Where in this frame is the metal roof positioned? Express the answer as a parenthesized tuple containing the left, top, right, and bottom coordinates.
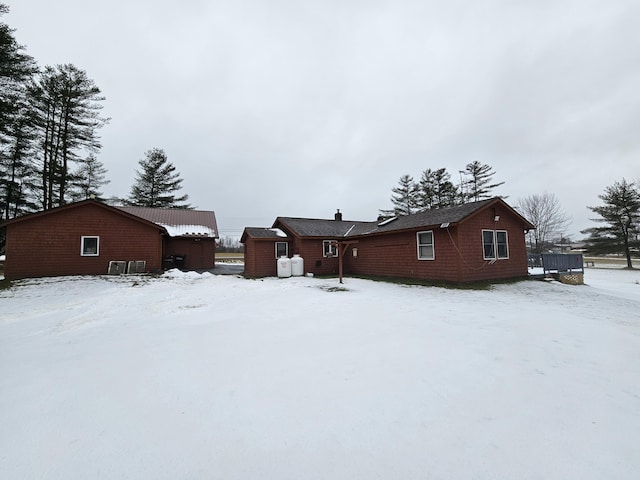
(117, 206, 218, 238)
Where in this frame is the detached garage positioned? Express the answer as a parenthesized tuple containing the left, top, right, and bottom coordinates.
(1, 200, 219, 280)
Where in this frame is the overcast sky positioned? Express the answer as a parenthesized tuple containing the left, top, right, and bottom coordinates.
(5, 0, 640, 238)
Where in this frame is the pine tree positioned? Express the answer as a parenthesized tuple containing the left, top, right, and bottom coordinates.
(380, 174, 418, 216)
(0, 4, 36, 135)
(70, 154, 110, 201)
(0, 4, 38, 221)
(28, 64, 109, 209)
(416, 169, 437, 210)
(127, 148, 191, 209)
(417, 168, 458, 209)
(463, 161, 505, 202)
(581, 179, 640, 268)
(0, 104, 38, 220)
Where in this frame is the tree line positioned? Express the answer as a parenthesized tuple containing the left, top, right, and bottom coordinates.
(0, 5, 190, 224)
(380, 160, 505, 216)
(1, 6, 110, 219)
(518, 179, 639, 266)
(382, 159, 639, 266)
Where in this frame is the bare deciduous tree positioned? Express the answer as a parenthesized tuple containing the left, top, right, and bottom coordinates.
(517, 192, 572, 253)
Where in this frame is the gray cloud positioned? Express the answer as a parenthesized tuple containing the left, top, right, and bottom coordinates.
(7, 0, 640, 237)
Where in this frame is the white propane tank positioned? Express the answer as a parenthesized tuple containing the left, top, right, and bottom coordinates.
(291, 254, 304, 276)
(277, 256, 292, 278)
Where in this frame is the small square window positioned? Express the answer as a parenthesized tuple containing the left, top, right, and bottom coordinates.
(81, 236, 100, 256)
(275, 242, 288, 258)
(323, 240, 337, 257)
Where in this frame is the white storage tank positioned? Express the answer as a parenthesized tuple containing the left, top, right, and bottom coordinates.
(277, 256, 292, 278)
(291, 254, 304, 276)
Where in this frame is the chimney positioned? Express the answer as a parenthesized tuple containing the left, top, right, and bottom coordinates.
(334, 209, 342, 221)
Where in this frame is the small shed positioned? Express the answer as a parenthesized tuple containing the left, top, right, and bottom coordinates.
(241, 227, 291, 277)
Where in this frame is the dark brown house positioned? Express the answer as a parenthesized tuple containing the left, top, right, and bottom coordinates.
(241, 198, 535, 283)
(1, 200, 218, 280)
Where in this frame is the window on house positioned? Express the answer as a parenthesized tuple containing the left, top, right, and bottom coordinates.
(275, 242, 288, 258)
(417, 230, 434, 260)
(323, 240, 337, 257)
(81, 236, 100, 256)
(496, 231, 509, 258)
(482, 230, 508, 260)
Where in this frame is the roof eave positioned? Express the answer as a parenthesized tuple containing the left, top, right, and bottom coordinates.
(0, 199, 168, 234)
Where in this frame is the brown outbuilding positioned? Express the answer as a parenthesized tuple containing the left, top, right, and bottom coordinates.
(1, 200, 218, 280)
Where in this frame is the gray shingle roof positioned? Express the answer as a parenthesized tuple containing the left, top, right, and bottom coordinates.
(274, 217, 374, 237)
(272, 198, 533, 238)
(352, 198, 499, 235)
(242, 227, 290, 239)
(117, 206, 218, 238)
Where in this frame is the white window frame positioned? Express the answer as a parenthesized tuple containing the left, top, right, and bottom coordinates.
(81, 236, 100, 256)
(496, 230, 509, 259)
(482, 230, 509, 260)
(416, 230, 435, 260)
(323, 240, 337, 257)
(275, 241, 288, 258)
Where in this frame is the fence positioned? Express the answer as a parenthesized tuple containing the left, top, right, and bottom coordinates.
(528, 253, 584, 274)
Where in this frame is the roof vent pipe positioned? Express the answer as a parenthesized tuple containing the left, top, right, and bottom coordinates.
(334, 209, 342, 221)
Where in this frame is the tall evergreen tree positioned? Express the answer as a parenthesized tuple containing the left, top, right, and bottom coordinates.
(0, 104, 38, 220)
(0, 4, 38, 221)
(581, 179, 640, 269)
(70, 154, 110, 201)
(28, 64, 109, 209)
(0, 4, 36, 135)
(380, 174, 418, 216)
(127, 148, 191, 209)
(463, 161, 505, 202)
(416, 168, 458, 209)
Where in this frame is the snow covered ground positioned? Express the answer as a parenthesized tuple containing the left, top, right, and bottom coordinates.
(1, 268, 639, 479)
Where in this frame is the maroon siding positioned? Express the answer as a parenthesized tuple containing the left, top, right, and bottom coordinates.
(345, 206, 529, 282)
(243, 198, 531, 283)
(165, 237, 216, 270)
(292, 238, 339, 276)
(344, 229, 461, 282)
(4, 203, 164, 280)
(243, 237, 340, 277)
(243, 238, 281, 277)
(454, 205, 529, 282)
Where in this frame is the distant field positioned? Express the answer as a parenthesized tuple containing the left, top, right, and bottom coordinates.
(216, 252, 244, 263)
(584, 256, 640, 268)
